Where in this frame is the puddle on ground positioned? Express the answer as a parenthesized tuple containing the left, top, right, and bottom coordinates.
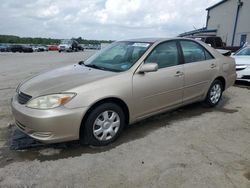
(244, 171, 250, 181)
(0, 96, 239, 167)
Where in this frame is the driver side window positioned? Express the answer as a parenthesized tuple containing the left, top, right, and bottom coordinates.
(145, 41, 179, 69)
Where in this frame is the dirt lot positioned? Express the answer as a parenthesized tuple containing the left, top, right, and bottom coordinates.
(0, 51, 250, 188)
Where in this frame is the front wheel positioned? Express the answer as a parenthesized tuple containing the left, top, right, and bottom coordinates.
(80, 103, 125, 146)
(205, 80, 223, 107)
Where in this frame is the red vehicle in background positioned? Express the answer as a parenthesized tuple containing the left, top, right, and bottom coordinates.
(48, 45, 59, 51)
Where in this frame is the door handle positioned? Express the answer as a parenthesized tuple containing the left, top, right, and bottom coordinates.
(175, 71, 184, 77)
(211, 63, 216, 68)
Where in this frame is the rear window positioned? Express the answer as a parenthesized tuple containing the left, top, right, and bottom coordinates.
(180, 41, 214, 63)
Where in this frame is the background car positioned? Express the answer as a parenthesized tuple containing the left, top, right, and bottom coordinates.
(48, 45, 59, 51)
(232, 45, 250, 82)
(31, 45, 49, 52)
(0, 44, 8, 52)
(186, 36, 240, 52)
(22, 45, 33, 52)
(0, 44, 11, 52)
(31, 45, 39, 52)
(40, 45, 48, 51)
(58, 39, 83, 52)
(10, 44, 33, 53)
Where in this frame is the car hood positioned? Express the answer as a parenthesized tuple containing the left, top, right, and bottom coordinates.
(19, 64, 117, 97)
(231, 56, 250, 65)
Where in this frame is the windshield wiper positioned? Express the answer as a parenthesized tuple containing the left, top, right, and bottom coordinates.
(84, 64, 104, 70)
(78, 61, 120, 72)
(79, 61, 102, 69)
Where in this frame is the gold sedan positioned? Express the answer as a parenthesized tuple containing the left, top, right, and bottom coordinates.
(11, 38, 236, 146)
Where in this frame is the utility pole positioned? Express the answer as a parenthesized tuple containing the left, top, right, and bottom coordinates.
(231, 0, 243, 46)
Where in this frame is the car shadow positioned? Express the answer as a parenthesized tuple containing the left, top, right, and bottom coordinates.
(235, 80, 250, 88)
(0, 95, 239, 167)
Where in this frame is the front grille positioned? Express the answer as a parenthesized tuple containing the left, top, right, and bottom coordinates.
(18, 92, 32, 104)
(242, 75, 250, 80)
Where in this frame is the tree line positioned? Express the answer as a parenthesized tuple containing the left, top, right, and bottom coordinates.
(0, 35, 113, 45)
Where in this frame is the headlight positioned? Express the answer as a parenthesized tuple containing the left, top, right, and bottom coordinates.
(26, 93, 76, 109)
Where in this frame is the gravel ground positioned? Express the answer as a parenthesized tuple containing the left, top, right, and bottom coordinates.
(0, 51, 250, 188)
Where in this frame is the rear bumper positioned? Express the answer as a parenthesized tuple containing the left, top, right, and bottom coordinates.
(11, 94, 87, 143)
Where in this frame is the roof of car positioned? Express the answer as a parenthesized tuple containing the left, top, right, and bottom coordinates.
(121, 37, 185, 43)
(187, 36, 221, 39)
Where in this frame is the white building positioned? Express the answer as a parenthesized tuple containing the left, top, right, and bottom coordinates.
(206, 0, 250, 46)
(180, 0, 250, 46)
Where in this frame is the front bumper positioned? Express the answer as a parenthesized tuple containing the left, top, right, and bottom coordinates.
(11, 94, 87, 143)
(236, 65, 250, 82)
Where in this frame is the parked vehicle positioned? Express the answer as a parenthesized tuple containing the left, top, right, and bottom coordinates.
(83, 44, 101, 50)
(40, 45, 48, 51)
(231, 45, 250, 82)
(10, 45, 33, 53)
(31, 45, 39, 52)
(0, 44, 7, 52)
(31, 45, 49, 52)
(12, 38, 236, 146)
(10, 45, 22, 52)
(0, 44, 11, 52)
(187, 36, 241, 52)
(58, 39, 83, 52)
(48, 45, 59, 51)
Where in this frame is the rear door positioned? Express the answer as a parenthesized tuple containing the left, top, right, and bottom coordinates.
(179, 40, 217, 103)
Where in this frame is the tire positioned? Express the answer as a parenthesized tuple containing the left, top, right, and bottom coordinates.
(205, 79, 223, 107)
(80, 103, 125, 146)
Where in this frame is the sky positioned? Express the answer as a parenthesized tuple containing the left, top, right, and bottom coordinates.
(0, 0, 221, 40)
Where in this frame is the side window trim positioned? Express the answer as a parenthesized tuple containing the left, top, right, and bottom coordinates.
(176, 40, 185, 64)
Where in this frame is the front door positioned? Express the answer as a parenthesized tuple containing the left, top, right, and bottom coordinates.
(132, 41, 184, 119)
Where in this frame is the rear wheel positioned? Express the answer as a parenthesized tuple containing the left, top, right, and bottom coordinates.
(80, 103, 125, 146)
(205, 80, 223, 107)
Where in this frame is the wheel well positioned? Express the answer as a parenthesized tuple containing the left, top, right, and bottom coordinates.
(215, 76, 226, 91)
(79, 97, 130, 137)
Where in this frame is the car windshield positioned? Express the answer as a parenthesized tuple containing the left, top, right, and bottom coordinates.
(83, 41, 152, 72)
(235, 47, 250, 56)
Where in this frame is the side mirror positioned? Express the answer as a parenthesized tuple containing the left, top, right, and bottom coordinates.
(139, 63, 158, 73)
(78, 60, 84, 65)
